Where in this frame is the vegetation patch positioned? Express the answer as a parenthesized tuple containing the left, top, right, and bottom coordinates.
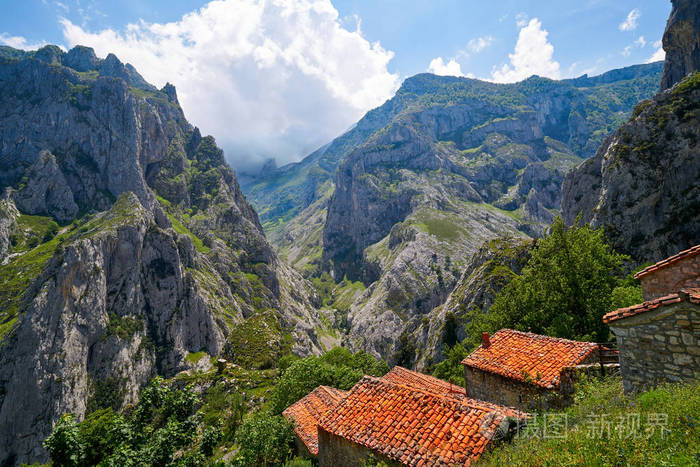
(165, 210, 210, 254)
(224, 311, 292, 370)
(11, 214, 59, 252)
(103, 313, 144, 341)
(0, 230, 64, 343)
(477, 377, 700, 466)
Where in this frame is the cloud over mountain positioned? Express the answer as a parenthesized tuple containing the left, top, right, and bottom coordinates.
(61, 0, 399, 170)
(491, 18, 560, 83)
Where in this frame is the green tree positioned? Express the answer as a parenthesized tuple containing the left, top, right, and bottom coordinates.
(43, 414, 84, 467)
(233, 412, 294, 466)
(270, 348, 388, 414)
(432, 342, 470, 386)
(467, 218, 626, 344)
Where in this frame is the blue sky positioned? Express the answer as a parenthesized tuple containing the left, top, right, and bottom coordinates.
(0, 0, 672, 169)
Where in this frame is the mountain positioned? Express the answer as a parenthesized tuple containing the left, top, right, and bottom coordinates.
(562, 0, 700, 264)
(412, 237, 532, 370)
(660, 0, 700, 91)
(243, 62, 662, 365)
(0, 45, 333, 464)
(243, 63, 664, 245)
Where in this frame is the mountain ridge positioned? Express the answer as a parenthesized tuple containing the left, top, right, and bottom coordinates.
(0, 44, 333, 465)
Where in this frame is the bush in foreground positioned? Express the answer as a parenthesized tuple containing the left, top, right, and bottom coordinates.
(477, 377, 700, 466)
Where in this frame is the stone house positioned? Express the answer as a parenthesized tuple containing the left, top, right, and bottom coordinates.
(317, 375, 526, 466)
(284, 366, 526, 465)
(461, 329, 603, 410)
(603, 245, 700, 393)
(282, 385, 347, 457)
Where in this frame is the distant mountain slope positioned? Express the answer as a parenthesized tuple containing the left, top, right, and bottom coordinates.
(563, 0, 700, 264)
(242, 62, 663, 239)
(243, 62, 663, 366)
(0, 45, 331, 465)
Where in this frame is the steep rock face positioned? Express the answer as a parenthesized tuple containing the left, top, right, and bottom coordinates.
(413, 237, 532, 370)
(0, 45, 328, 465)
(562, 73, 700, 263)
(316, 68, 661, 363)
(563, 3, 700, 264)
(660, 0, 700, 91)
(0, 196, 19, 262)
(243, 63, 662, 243)
(0, 194, 223, 462)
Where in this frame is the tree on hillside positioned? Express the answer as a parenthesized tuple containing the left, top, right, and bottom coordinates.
(270, 347, 389, 414)
(466, 217, 627, 343)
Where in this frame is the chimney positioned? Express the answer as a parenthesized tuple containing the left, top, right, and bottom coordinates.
(481, 332, 491, 348)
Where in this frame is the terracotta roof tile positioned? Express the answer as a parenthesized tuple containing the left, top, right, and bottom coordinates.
(634, 244, 700, 279)
(282, 385, 348, 455)
(318, 376, 527, 466)
(461, 329, 598, 389)
(603, 288, 700, 323)
(382, 366, 466, 397)
(382, 366, 522, 418)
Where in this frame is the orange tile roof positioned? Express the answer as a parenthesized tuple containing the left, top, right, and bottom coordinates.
(634, 244, 700, 279)
(382, 366, 523, 419)
(461, 329, 598, 389)
(282, 385, 348, 455)
(318, 376, 527, 466)
(382, 366, 466, 397)
(603, 288, 700, 323)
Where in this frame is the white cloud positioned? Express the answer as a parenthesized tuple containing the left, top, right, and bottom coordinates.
(619, 9, 640, 31)
(647, 45, 665, 63)
(466, 36, 493, 53)
(60, 0, 399, 170)
(0, 33, 50, 50)
(515, 12, 529, 28)
(635, 36, 646, 47)
(622, 45, 632, 57)
(653, 39, 662, 48)
(491, 18, 560, 83)
(427, 57, 465, 77)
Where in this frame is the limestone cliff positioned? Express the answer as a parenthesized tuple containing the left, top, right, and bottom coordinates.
(660, 0, 700, 91)
(0, 45, 328, 465)
(563, 0, 700, 264)
(562, 73, 700, 263)
(316, 68, 661, 364)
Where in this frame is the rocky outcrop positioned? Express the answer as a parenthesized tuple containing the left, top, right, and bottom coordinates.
(563, 2, 700, 264)
(12, 151, 78, 222)
(0, 194, 221, 462)
(0, 195, 19, 262)
(562, 72, 700, 263)
(660, 0, 700, 91)
(413, 237, 532, 370)
(0, 45, 329, 465)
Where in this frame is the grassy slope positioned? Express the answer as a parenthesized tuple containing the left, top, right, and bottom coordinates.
(478, 376, 700, 466)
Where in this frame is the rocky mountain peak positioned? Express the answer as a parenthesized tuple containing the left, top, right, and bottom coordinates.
(161, 82, 179, 103)
(63, 44, 99, 72)
(660, 0, 700, 91)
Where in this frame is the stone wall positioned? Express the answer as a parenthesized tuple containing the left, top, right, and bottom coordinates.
(465, 367, 545, 410)
(317, 429, 399, 467)
(464, 351, 599, 411)
(639, 254, 700, 300)
(609, 302, 700, 393)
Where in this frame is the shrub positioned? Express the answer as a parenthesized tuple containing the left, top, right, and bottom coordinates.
(477, 378, 700, 466)
(43, 414, 84, 467)
(233, 412, 294, 466)
(270, 348, 388, 414)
